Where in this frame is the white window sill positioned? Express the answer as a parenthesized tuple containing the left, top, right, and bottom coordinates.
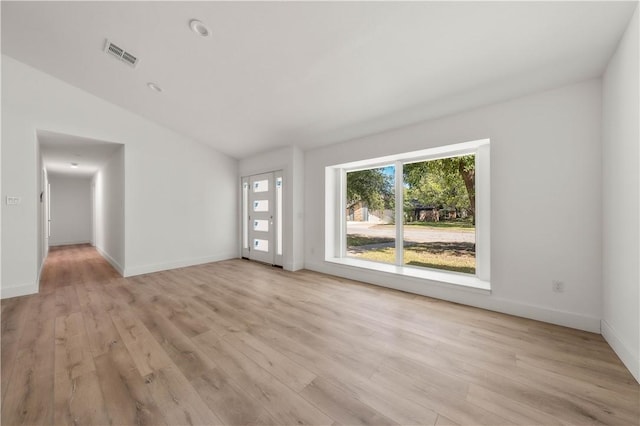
(325, 257, 491, 293)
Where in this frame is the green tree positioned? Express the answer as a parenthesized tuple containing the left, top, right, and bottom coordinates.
(346, 168, 394, 211)
(404, 155, 475, 223)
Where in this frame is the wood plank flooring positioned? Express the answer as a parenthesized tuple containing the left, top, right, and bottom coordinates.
(1, 244, 638, 425)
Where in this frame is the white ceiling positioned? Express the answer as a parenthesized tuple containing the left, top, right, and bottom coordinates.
(2, 1, 637, 159)
(38, 130, 122, 178)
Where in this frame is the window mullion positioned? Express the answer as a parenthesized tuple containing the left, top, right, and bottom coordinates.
(395, 160, 403, 266)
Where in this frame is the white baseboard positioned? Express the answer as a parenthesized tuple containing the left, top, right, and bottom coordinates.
(284, 261, 305, 272)
(124, 253, 238, 277)
(95, 246, 125, 276)
(0, 283, 38, 299)
(49, 240, 92, 246)
(601, 320, 640, 383)
(304, 260, 601, 333)
(1, 251, 47, 300)
(1, 256, 46, 299)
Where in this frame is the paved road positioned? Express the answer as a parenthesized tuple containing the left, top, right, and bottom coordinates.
(347, 221, 475, 243)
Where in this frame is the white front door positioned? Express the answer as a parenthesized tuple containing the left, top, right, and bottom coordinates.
(242, 171, 283, 266)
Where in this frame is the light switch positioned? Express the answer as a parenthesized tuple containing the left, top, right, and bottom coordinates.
(6, 196, 21, 205)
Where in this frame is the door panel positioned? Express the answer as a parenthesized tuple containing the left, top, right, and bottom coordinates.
(253, 199, 269, 212)
(248, 172, 275, 264)
(253, 219, 269, 232)
(241, 171, 283, 266)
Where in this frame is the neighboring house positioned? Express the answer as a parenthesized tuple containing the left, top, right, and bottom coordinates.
(347, 202, 393, 223)
(408, 202, 469, 223)
(410, 204, 440, 222)
(347, 202, 368, 221)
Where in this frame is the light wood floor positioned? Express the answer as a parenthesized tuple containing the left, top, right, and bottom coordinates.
(1, 245, 638, 426)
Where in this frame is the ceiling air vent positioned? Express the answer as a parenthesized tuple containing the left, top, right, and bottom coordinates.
(104, 39, 139, 68)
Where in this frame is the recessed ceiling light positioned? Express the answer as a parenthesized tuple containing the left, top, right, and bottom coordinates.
(189, 19, 211, 38)
(70, 163, 79, 168)
(147, 82, 162, 93)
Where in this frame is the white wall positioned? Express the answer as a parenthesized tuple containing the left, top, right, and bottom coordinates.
(602, 6, 639, 382)
(92, 146, 125, 273)
(36, 147, 45, 274)
(35, 147, 50, 288)
(239, 146, 305, 271)
(48, 174, 92, 246)
(305, 79, 603, 332)
(1, 55, 238, 297)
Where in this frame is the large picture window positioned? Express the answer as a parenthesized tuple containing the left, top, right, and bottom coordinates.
(326, 139, 490, 290)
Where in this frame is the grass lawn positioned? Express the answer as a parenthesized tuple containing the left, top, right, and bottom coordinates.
(377, 220, 475, 233)
(348, 240, 476, 274)
(347, 235, 394, 247)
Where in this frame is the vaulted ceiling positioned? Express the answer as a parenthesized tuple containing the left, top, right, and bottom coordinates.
(2, 1, 637, 158)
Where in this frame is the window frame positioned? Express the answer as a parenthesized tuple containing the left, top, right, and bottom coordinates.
(326, 139, 490, 291)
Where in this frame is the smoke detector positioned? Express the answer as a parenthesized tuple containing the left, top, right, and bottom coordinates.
(104, 39, 139, 68)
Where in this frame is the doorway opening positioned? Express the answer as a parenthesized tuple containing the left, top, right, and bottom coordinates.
(241, 170, 283, 267)
(37, 130, 125, 290)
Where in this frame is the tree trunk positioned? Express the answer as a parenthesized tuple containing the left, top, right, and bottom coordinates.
(458, 159, 475, 225)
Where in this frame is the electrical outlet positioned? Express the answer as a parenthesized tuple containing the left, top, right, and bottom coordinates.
(6, 196, 21, 205)
(552, 280, 564, 293)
